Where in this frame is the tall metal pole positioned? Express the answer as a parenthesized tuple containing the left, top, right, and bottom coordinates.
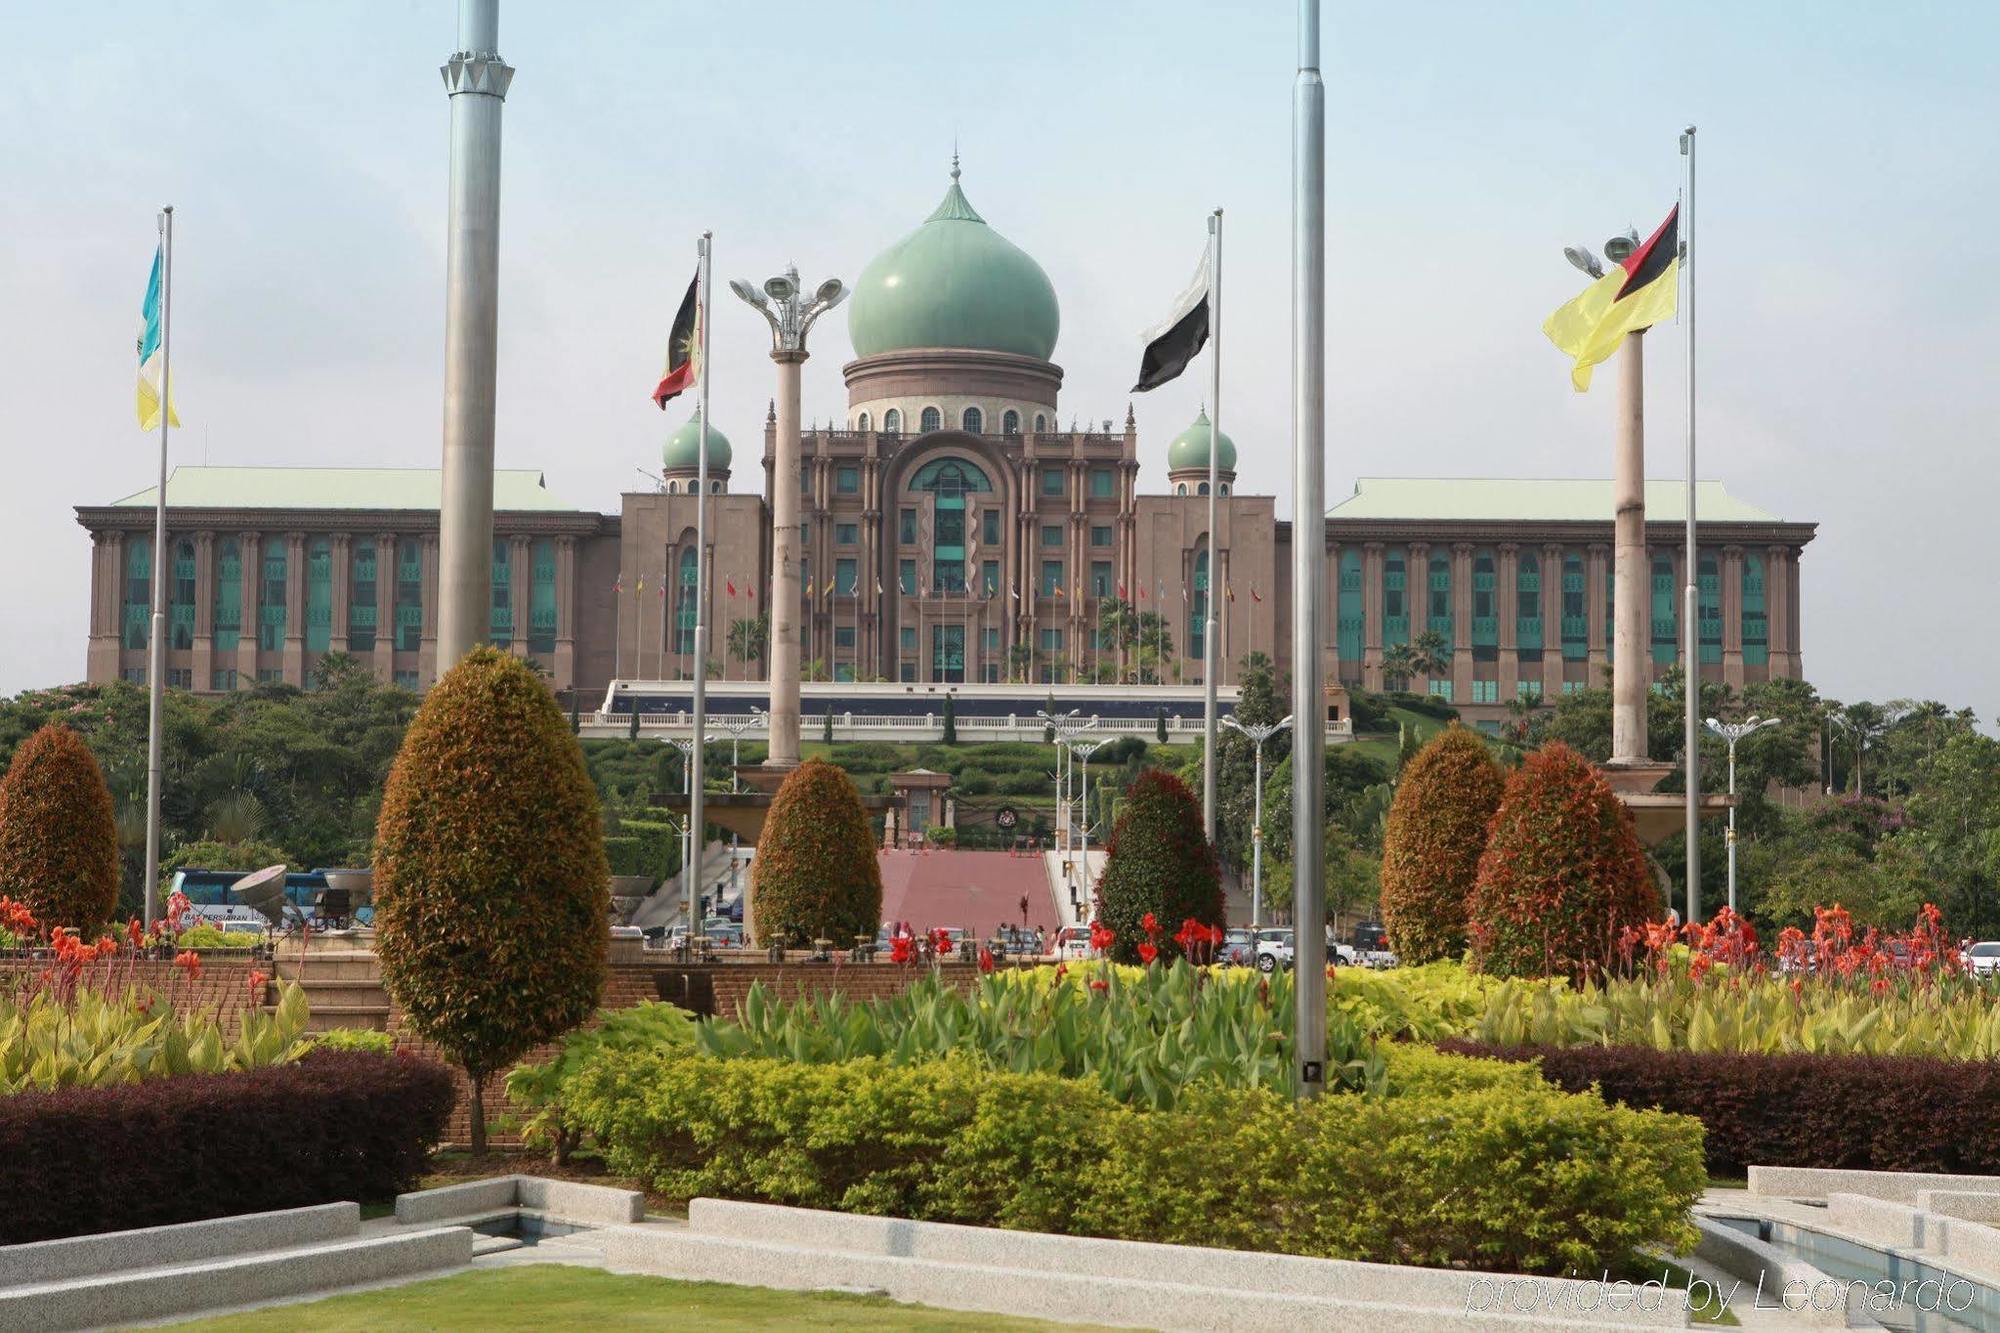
(1202, 210, 1223, 844)
(1725, 735, 1736, 914)
(691, 233, 713, 933)
(436, 0, 513, 671)
(142, 206, 174, 929)
(1610, 331, 1648, 764)
(1680, 126, 1701, 926)
(1290, 0, 1328, 1100)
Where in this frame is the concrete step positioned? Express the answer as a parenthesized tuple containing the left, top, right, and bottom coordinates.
(0, 1227, 472, 1332)
(275, 956, 382, 981)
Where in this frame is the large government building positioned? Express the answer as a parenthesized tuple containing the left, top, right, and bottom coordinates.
(74, 166, 1817, 728)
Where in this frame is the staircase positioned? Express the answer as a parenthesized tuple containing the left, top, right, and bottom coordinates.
(270, 942, 392, 1033)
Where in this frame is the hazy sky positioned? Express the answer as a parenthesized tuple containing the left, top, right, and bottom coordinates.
(4, 2, 1995, 717)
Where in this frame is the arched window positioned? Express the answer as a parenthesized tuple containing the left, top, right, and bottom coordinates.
(675, 545, 698, 654)
(883, 408, 901, 434)
(919, 406, 942, 433)
(1189, 548, 1209, 660)
(305, 537, 333, 653)
(1175, 483, 1186, 496)
(1002, 409, 1020, 435)
(1650, 554, 1676, 664)
(1698, 552, 1722, 665)
(908, 457, 994, 494)
(1218, 483, 1229, 496)
(1741, 551, 1768, 665)
(1336, 548, 1363, 670)
(961, 406, 983, 433)
(1033, 413, 1047, 432)
(710, 480, 722, 494)
(1197, 482, 1210, 496)
(123, 536, 152, 650)
(170, 539, 196, 649)
(857, 411, 871, 432)
(213, 538, 242, 653)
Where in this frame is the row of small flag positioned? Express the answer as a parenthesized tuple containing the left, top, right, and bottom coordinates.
(615, 574, 1263, 604)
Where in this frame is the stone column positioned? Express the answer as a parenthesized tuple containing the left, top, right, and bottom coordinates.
(87, 531, 123, 683)
(766, 350, 806, 767)
(1541, 543, 1565, 701)
(237, 531, 260, 684)
(1720, 546, 1744, 686)
(1497, 543, 1519, 701)
(330, 534, 352, 664)
(1408, 542, 1430, 648)
(1767, 544, 1794, 677)
(1786, 547, 1804, 679)
(1451, 542, 1474, 703)
(1359, 542, 1384, 692)
(554, 535, 576, 692)
(419, 534, 441, 686)
(282, 532, 306, 685)
(1610, 330, 1648, 764)
(375, 533, 399, 683)
(1586, 543, 1610, 682)
(191, 532, 215, 691)
(509, 535, 531, 658)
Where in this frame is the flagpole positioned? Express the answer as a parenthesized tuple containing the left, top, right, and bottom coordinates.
(1291, 0, 1328, 1101)
(690, 231, 712, 937)
(142, 206, 174, 929)
(1680, 127, 1701, 925)
(1202, 209, 1223, 843)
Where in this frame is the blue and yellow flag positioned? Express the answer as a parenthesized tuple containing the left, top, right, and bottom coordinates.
(137, 245, 180, 430)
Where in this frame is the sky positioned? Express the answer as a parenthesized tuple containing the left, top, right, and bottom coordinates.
(3, 1, 1995, 718)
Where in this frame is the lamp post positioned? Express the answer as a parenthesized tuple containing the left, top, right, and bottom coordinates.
(1071, 739, 1107, 911)
(1222, 712, 1293, 928)
(717, 708, 762, 793)
(1704, 715, 1779, 914)
(665, 735, 697, 927)
(729, 266, 847, 772)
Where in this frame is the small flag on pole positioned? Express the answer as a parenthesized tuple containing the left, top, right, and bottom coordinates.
(1250, 584, 1262, 603)
(652, 269, 702, 407)
(726, 578, 736, 597)
(1544, 205, 1679, 392)
(136, 245, 180, 430)
(635, 574, 644, 596)
(1132, 246, 1211, 392)
(613, 574, 623, 595)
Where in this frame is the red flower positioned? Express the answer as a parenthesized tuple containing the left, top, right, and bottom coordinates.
(977, 946, 996, 973)
(127, 918, 144, 950)
(890, 935, 914, 965)
(1137, 943, 1159, 965)
(1140, 912, 1160, 937)
(1088, 978, 1108, 993)
(1054, 963, 1068, 981)
(173, 950, 202, 980)
(248, 969, 269, 993)
(1089, 920, 1116, 953)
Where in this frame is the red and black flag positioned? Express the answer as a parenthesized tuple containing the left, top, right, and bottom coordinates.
(651, 270, 702, 408)
(1543, 204, 1679, 391)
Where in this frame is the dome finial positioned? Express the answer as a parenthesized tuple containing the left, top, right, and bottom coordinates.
(951, 139, 960, 182)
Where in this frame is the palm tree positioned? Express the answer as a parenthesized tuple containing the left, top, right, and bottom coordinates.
(1381, 642, 1420, 692)
(1407, 629, 1450, 683)
(725, 614, 769, 676)
(1007, 643, 1037, 683)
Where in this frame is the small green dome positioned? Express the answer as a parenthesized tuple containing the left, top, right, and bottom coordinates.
(662, 416, 731, 472)
(846, 164, 1060, 361)
(1166, 409, 1237, 472)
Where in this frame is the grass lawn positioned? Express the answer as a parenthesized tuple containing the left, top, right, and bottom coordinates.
(162, 1265, 1092, 1331)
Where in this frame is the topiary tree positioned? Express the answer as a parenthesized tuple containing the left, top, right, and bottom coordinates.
(1092, 767, 1222, 963)
(0, 724, 119, 936)
(373, 647, 609, 1153)
(1378, 726, 1504, 964)
(752, 757, 881, 948)
(941, 694, 958, 745)
(1468, 741, 1660, 981)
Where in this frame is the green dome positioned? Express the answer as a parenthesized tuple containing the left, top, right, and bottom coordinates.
(662, 416, 731, 472)
(1166, 409, 1236, 472)
(846, 165, 1060, 361)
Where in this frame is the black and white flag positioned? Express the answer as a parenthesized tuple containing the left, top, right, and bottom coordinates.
(1131, 251, 1211, 392)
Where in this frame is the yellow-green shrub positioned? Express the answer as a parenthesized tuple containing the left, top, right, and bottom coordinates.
(0, 982, 309, 1093)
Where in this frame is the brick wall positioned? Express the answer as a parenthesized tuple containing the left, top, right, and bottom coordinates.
(0, 955, 264, 1034)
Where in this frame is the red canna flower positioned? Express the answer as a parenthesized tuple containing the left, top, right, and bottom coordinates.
(1054, 963, 1068, 981)
(248, 968, 269, 993)
(1140, 912, 1159, 938)
(174, 950, 202, 980)
(1088, 978, 1108, 993)
(1137, 942, 1158, 965)
(890, 935, 914, 965)
(977, 946, 996, 973)
(1089, 920, 1116, 953)
(127, 919, 144, 950)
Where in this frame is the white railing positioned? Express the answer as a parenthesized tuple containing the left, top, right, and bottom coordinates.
(584, 711, 1354, 743)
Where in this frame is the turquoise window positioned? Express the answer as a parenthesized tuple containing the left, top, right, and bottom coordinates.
(305, 537, 333, 653)
(1742, 552, 1768, 666)
(258, 538, 287, 652)
(395, 540, 422, 652)
(1650, 555, 1676, 665)
(1561, 552, 1587, 660)
(899, 508, 917, 544)
(982, 510, 1000, 545)
(836, 557, 857, 595)
(1090, 524, 1112, 548)
(1471, 549, 1497, 649)
(910, 457, 992, 494)
(899, 559, 916, 595)
(836, 466, 859, 495)
(122, 537, 153, 650)
(982, 560, 999, 595)
(1091, 561, 1112, 597)
(1428, 555, 1452, 649)
(1189, 550, 1209, 648)
(1040, 560, 1063, 597)
(213, 539, 241, 653)
(348, 540, 378, 653)
(1042, 468, 1064, 497)
(919, 407, 941, 433)
(1002, 410, 1019, 435)
(1471, 679, 1499, 704)
(1382, 553, 1408, 647)
(1090, 468, 1114, 498)
(1698, 553, 1722, 665)
(900, 625, 916, 652)
(529, 539, 556, 654)
(1516, 551, 1543, 651)
(1042, 524, 1062, 547)
(170, 539, 196, 650)
(1039, 627, 1064, 653)
(674, 546, 698, 654)
(962, 406, 983, 433)
(836, 523, 858, 546)
(1336, 548, 1363, 666)
(883, 408, 901, 434)
(932, 624, 965, 682)
(489, 538, 512, 646)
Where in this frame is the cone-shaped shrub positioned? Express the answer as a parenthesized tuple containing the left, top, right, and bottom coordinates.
(1093, 767, 1222, 964)
(753, 757, 882, 948)
(1468, 741, 1659, 980)
(1378, 726, 1504, 964)
(373, 647, 608, 1152)
(0, 725, 119, 935)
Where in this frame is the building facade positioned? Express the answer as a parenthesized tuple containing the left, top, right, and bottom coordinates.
(73, 165, 1814, 727)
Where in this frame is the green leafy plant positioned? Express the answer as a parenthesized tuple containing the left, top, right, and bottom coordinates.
(505, 1001, 695, 1164)
(373, 647, 610, 1152)
(0, 981, 310, 1093)
(751, 757, 881, 948)
(0, 725, 120, 936)
(1378, 726, 1503, 964)
(1092, 769, 1221, 964)
(305, 1027, 394, 1055)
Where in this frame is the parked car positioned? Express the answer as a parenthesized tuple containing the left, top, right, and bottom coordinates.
(1214, 928, 1256, 967)
(1254, 928, 1295, 974)
(1054, 926, 1093, 960)
(1969, 942, 2000, 978)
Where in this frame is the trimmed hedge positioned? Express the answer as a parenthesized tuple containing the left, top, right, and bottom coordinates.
(0, 723, 120, 935)
(1093, 768, 1222, 964)
(561, 1048, 1704, 1276)
(0, 1050, 453, 1244)
(1439, 1040, 2000, 1177)
(1378, 727, 1503, 964)
(753, 758, 882, 948)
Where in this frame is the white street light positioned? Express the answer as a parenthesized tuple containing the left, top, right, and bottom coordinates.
(1071, 739, 1108, 920)
(664, 734, 698, 927)
(1222, 713, 1293, 928)
(1703, 715, 1781, 914)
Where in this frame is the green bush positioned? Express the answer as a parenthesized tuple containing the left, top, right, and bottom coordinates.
(997, 771, 1045, 797)
(752, 757, 881, 948)
(1378, 726, 1504, 964)
(604, 819, 676, 879)
(171, 923, 262, 950)
(560, 1048, 1703, 1276)
(306, 1027, 395, 1055)
(956, 769, 996, 796)
(374, 647, 610, 1152)
(1093, 768, 1221, 963)
(0, 724, 120, 936)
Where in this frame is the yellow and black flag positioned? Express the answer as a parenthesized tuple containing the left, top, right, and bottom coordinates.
(1544, 205, 1679, 391)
